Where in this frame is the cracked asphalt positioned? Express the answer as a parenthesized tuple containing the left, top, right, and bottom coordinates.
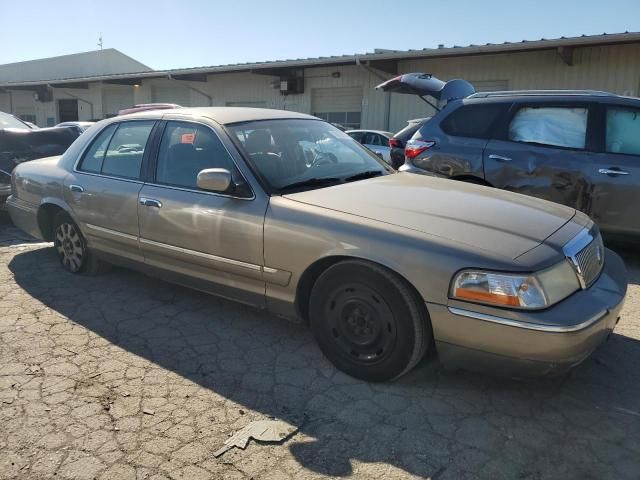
(0, 213, 639, 480)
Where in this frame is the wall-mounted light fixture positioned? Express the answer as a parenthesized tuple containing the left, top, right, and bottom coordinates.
(331, 71, 341, 79)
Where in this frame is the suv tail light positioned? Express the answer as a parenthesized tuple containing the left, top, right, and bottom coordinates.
(389, 138, 401, 148)
(405, 139, 435, 159)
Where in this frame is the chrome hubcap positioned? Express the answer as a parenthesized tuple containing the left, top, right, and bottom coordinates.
(55, 223, 84, 273)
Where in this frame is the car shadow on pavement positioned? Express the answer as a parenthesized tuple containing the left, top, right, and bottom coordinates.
(7, 246, 640, 479)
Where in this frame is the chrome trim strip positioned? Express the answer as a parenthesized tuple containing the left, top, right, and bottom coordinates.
(139, 237, 262, 271)
(85, 223, 138, 241)
(448, 306, 607, 333)
(142, 182, 255, 201)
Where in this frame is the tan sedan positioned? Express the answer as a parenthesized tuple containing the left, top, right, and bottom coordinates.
(7, 108, 627, 381)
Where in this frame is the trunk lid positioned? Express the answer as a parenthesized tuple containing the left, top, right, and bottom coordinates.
(376, 73, 475, 106)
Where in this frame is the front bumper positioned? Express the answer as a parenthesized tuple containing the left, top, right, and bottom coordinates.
(429, 248, 628, 376)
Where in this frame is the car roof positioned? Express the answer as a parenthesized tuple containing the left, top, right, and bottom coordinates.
(116, 107, 317, 125)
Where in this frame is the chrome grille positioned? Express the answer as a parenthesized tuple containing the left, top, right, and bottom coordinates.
(563, 228, 605, 289)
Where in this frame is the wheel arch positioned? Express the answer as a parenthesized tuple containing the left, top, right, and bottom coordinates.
(294, 254, 427, 324)
(36, 198, 77, 241)
(451, 174, 493, 187)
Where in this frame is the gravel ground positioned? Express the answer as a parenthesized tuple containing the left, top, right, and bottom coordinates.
(0, 215, 639, 480)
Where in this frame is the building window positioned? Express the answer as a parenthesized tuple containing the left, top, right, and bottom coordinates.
(19, 114, 37, 125)
(313, 111, 361, 130)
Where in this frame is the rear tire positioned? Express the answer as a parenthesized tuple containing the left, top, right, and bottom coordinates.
(309, 260, 431, 382)
(53, 211, 109, 275)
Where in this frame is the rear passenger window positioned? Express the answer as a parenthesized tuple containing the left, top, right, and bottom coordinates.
(155, 122, 235, 191)
(508, 107, 587, 149)
(78, 124, 117, 173)
(101, 121, 155, 179)
(606, 106, 640, 155)
(441, 103, 505, 138)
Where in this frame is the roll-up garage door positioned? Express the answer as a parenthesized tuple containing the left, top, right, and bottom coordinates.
(311, 87, 362, 129)
(103, 89, 134, 117)
(152, 86, 191, 106)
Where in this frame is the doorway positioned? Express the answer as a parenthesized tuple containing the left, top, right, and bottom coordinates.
(58, 99, 79, 122)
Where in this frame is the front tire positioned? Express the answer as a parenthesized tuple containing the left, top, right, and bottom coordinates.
(53, 212, 107, 275)
(309, 260, 431, 382)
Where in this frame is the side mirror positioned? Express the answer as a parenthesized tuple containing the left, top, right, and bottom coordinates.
(196, 168, 232, 193)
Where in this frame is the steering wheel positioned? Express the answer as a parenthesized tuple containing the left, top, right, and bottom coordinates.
(309, 152, 338, 169)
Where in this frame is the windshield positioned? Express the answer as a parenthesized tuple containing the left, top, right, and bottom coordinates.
(229, 119, 392, 192)
(0, 112, 29, 130)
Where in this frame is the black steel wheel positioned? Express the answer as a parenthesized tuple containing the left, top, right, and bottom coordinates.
(309, 260, 431, 382)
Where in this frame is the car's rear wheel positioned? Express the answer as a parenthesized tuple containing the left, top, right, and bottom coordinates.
(53, 211, 107, 275)
(309, 260, 431, 382)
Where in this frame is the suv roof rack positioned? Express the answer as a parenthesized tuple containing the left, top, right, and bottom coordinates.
(468, 90, 617, 99)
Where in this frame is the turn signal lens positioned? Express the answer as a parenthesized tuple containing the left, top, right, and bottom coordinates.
(452, 271, 547, 309)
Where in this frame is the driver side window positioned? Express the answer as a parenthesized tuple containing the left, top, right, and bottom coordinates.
(155, 121, 236, 191)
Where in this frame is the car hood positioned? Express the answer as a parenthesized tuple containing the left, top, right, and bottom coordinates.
(282, 173, 575, 260)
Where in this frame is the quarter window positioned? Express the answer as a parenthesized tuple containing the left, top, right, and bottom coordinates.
(101, 121, 155, 179)
(155, 122, 236, 191)
(441, 103, 505, 138)
(78, 124, 117, 173)
(508, 107, 587, 149)
(606, 106, 640, 155)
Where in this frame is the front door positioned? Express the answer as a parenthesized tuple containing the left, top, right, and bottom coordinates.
(64, 120, 156, 262)
(58, 99, 79, 122)
(137, 120, 268, 306)
(484, 103, 597, 214)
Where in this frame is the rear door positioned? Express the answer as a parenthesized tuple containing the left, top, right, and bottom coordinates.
(483, 102, 599, 213)
(64, 120, 157, 262)
(585, 102, 640, 235)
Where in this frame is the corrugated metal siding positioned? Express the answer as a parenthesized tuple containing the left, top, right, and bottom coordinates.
(384, 43, 640, 131)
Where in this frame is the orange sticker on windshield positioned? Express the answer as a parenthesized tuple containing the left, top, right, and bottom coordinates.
(181, 132, 196, 144)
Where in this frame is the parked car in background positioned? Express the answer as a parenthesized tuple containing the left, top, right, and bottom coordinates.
(389, 118, 430, 169)
(378, 73, 640, 239)
(0, 111, 80, 205)
(118, 103, 181, 116)
(56, 121, 95, 136)
(7, 107, 627, 381)
(346, 129, 393, 164)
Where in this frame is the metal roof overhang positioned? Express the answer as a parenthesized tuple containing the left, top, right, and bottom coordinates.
(1, 32, 638, 90)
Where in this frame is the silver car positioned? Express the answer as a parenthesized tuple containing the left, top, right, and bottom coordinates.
(7, 108, 627, 381)
(346, 129, 393, 164)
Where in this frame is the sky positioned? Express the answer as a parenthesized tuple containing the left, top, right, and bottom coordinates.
(1, 0, 639, 70)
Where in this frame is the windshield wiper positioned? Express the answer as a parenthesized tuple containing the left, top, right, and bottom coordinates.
(344, 170, 386, 182)
(278, 177, 343, 192)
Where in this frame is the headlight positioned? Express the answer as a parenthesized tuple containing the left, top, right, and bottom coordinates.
(451, 260, 580, 309)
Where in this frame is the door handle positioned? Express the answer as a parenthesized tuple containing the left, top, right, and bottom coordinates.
(488, 154, 512, 162)
(139, 197, 162, 208)
(598, 168, 630, 176)
(69, 184, 84, 193)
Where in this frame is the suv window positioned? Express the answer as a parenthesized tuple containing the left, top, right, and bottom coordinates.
(78, 124, 117, 173)
(101, 121, 155, 179)
(509, 106, 587, 149)
(441, 104, 504, 138)
(156, 121, 236, 191)
(606, 106, 640, 155)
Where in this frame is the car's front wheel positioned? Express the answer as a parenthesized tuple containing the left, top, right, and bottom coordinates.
(309, 260, 431, 382)
(53, 212, 107, 275)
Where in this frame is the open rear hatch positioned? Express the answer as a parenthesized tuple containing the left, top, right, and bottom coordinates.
(376, 73, 475, 109)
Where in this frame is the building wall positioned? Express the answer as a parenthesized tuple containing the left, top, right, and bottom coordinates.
(2, 42, 639, 131)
